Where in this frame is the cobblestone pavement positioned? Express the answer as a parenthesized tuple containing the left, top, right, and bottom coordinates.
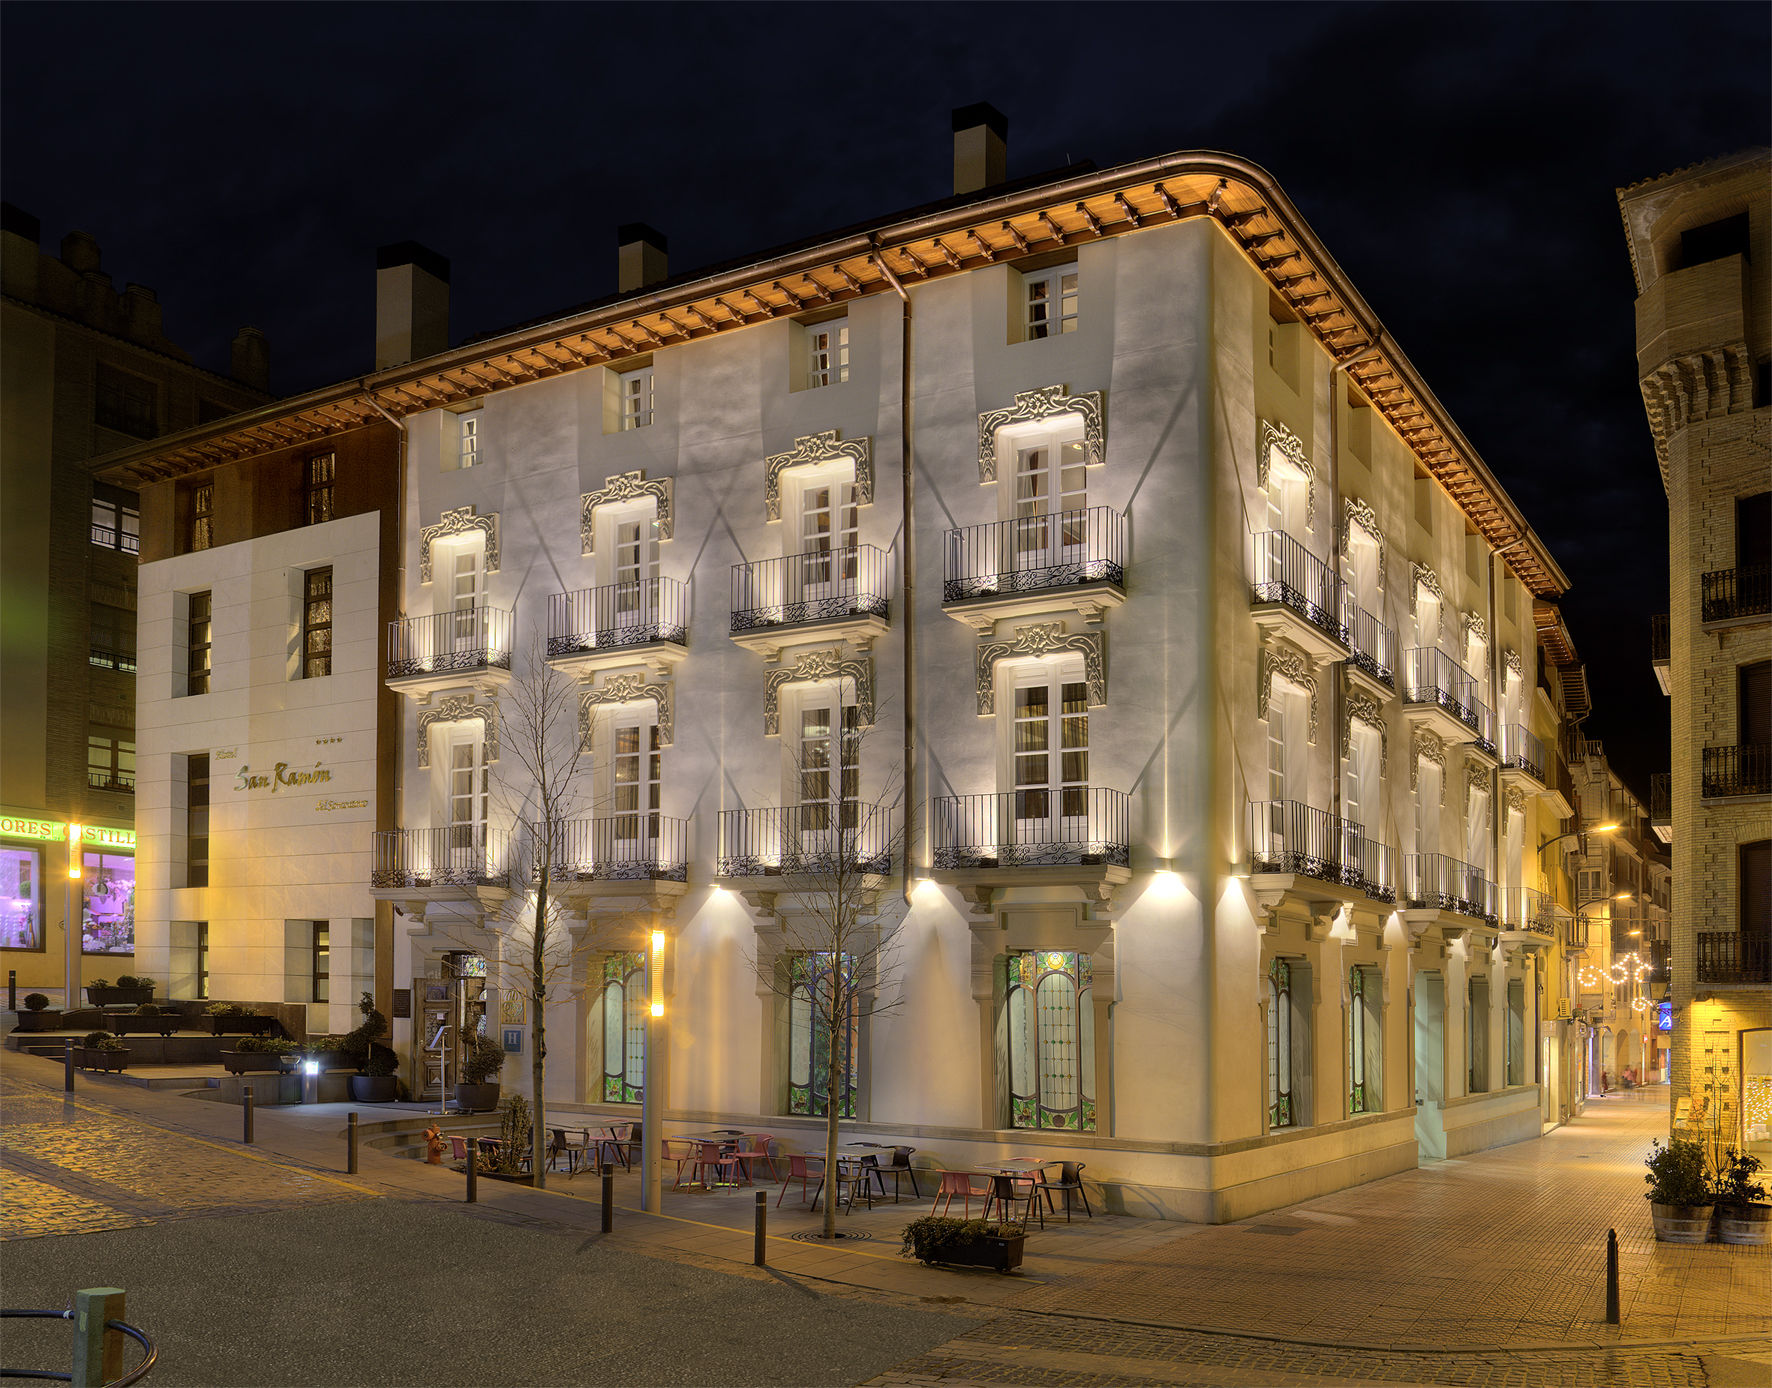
(0, 1070, 370, 1240)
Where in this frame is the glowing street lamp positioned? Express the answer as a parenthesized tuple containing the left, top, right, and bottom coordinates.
(642, 930, 666, 1213)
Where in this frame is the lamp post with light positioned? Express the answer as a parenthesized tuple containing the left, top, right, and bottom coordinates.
(641, 928, 665, 1213)
(64, 823, 82, 1009)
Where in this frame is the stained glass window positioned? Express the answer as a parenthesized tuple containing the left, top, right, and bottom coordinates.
(1268, 957, 1294, 1128)
(602, 951, 645, 1103)
(1348, 965, 1381, 1115)
(788, 951, 857, 1118)
(1007, 950, 1095, 1131)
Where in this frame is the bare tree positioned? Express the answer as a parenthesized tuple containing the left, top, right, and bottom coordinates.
(746, 717, 906, 1240)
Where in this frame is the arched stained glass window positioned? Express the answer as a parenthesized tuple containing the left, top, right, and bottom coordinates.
(788, 951, 857, 1118)
(1268, 957, 1294, 1128)
(1348, 965, 1369, 1115)
(601, 951, 645, 1103)
(1007, 951, 1095, 1131)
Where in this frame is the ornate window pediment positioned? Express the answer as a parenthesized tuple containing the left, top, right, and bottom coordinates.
(976, 621, 1105, 716)
(1410, 728, 1446, 798)
(419, 506, 500, 584)
(579, 671, 674, 748)
(977, 384, 1105, 484)
(762, 647, 875, 735)
(1410, 563, 1445, 636)
(1503, 648, 1523, 679)
(1258, 420, 1316, 529)
(1258, 637, 1319, 744)
(581, 470, 674, 554)
(1463, 759, 1493, 825)
(1342, 496, 1385, 585)
(1463, 612, 1487, 660)
(764, 431, 872, 522)
(417, 696, 498, 768)
(1341, 688, 1389, 777)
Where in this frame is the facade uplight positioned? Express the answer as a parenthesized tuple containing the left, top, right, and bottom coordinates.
(66, 824, 83, 879)
(649, 930, 665, 1017)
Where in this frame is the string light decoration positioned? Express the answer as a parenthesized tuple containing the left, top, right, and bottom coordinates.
(1579, 950, 1652, 1009)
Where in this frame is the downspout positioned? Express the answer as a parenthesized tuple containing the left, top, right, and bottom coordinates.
(871, 241, 917, 906)
(363, 388, 408, 1019)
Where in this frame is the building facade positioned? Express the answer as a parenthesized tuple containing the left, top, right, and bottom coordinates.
(106, 116, 1594, 1218)
(1, 205, 267, 998)
(1619, 149, 1771, 1159)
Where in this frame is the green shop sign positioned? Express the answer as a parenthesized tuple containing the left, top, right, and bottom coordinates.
(0, 815, 135, 851)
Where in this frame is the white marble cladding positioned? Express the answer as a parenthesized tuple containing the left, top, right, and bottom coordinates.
(134, 511, 381, 1034)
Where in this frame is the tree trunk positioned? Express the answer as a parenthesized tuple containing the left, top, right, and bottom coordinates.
(531, 859, 549, 1190)
(822, 1008, 841, 1240)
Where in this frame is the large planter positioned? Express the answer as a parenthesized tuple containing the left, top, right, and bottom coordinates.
(350, 1074, 399, 1103)
(1718, 1203, 1772, 1246)
(211, 1014, 277, 1037)
(454, 1082, 501, 1113)
(1650, 1202, 1715, 1244)
(79, 1047, 130, 1073)
(87, 986, 153, 1008)
(931, 1234, 1025, 1272)
(113, 1014, 180, 1037)
(221, 1050, 291, 1075)
(12, 1010, 63, 1032)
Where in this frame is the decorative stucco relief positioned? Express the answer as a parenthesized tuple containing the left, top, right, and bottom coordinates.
(1341, 689, 1390, 778)
(1258, 420, 1316, 530)
(976, 384, 1105, 483)
(1464, 759, 1493, 826)
(578, 672, 674, 748)
(764, 431, 872, 522)
(1504, 786, 1529, 820)
(1410, 728, 1446, 800)
(1258, 638, 1319, 745)
(1504, 648, 1522, 678)
(419, 506, 500, 584)
(975, 622, 1105, 716)
(1410, 563, 1446, 637)
(580, 470, 674, 554)
(762, 648, 875, 735)
(1463, 611, 1487, 653)
(417, 696, 498, 769)
(1342, 496, 1386, 585)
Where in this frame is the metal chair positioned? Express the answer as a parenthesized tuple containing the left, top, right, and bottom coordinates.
(662, 1136, 699, 1189)
(932, 1169, 990, 1217)
(448, 1135, 472, 1163)
(592, 1122, 632, 1172)
(692, 1139, 745, 1190)
(776, 1153, 826, 1207)
(548, 1127, 588, 1176)
(733, 1133, 779, 1182)
(1034, 1160, 1093, 1220)
(874, 1145, 920, 1201)
(981, 1172, 1043, 1228)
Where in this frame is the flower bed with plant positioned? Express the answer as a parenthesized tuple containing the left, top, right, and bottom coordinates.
(900, 1216, 1027, 1265)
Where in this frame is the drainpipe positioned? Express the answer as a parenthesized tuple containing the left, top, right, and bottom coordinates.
(363, 387, 408, 1020)
(871, 241, 917, 905)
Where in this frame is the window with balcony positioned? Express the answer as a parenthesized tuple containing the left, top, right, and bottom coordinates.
(186, 591, 211, 695)
(619, 366, 654, 430)
(805, 318, 849, 389)
(302, 567, 332, 678)
(797, 698, 860, 839)
(94, 364, 157, 438)
(447, 734, 488, 854)
(1415, 759, 1441, 856)
(1010, 665, 1090, 851)
(608, 714, 662, 864)
(788, 951, 857, 1117)
(90, 488, 140, 553)
(1348, 964, 1381, 1114)
(1023, 264, 1078, 340)
(303, 454, 335, 527)
(87, 733, 134, 794)
(89, 600, 136, 673)
(1344, 723, 1379, 835)
(1007, 950, 1094, 1131)
(186, 753, 209, 888)
(1465, 787, 1491, 877)
(1266, 679, 1306, 805)
(601, 951, 646, 1103)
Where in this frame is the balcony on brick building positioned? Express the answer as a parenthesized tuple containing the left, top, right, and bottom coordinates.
(1694, 930, 1771, 986)
(1650, 612, 1670, 694)
(1700, 564, 1770, 625)
(1702, 744, 1771, 799)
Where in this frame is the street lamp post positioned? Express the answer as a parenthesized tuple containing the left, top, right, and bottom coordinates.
(64, 824, 83, 1009)
(641, 928, 665, 1214)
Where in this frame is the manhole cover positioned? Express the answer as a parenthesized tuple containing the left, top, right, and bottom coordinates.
(789, 1229, 876, 1243)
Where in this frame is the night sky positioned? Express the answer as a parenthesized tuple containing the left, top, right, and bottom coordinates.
(5, 2, 1768, 797)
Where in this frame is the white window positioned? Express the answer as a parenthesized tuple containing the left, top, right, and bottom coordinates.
(807, 319, 849, 389)
(609, 714, 662, 863)
(1264, 458, 1309, 538)
(1466, 788, 1490, 874)
(447, 736, 487, 856)
(447, 542, 484, 647)
(1011, 667, 1089, 849)
(459, 412, 480, 468)
(1013, 439, 1088, 576)
(1416, 760, 1441, 855)
(1024, 264, 1078, 339)
(1415, 589, 1440, 651)
(1266, 681, 1307, 805)
(1347, 530, 1381, 613)
(1345, 723, 1379, 834)
(795, 694, 860, 848)
(1468, 636, 1490, 705)
(611, 517, 661, 627)
(797, 478, 859, 594)
(1007, 950, 1095, 1131)
(619, 367, 654, 430)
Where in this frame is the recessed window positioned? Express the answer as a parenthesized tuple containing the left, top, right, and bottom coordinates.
(88, 601, 136, 673)
(1007, 949, 1095, 1131)
(87, 733, 134, 793)
(195, 921, 210, 1000)
(94, 364, 157, 438)
(187, 754, 210, 889)
(787, 951, 857, 1117)
(807, 319, 849, 389)
(187, 591, 212, 696)
(620, 367, 654, 430)
(1025, 264, 1078, 339)
(304, 454, 335, 526)
(90, 489, 140, 553)
(312, 922, 330, 1004)
(1267, 294, 1301, 393)
(601, 951, 645, 1103)
(188, 481, 214, 553)
(302, 567, 333, 678)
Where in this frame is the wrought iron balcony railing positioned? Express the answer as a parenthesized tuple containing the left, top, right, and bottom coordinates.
(1498, 884, 1556, 936)
(1695, 930, 1771, 985)
(943, 507, 1125, 603)
(549, 816, 689, 883)
(1250, 531, 1347, 645)
(1702, 743, 1772, 798)
(731, 545, 888, 633)
(1701, 564, 1770, 623)
(1501, 724, 1546, 781)
(1247, 800, 1396, 902)
(1403, 647, 1495, 749)
(716, 805, 894, 878)
(371, 826, 512, 889)
(1650, 772, 1671, 824)
(1650, 612, 1669, 663)
(387, 606, 514, 680)
(89, 522, 140, 554)
(1402, 852, 1496, 921)
(1565, 917, 1590, 950)
(88, 646, 138, 674)
(87, 770, 134, 793)
(931, 789, 1130, 870)
(1346, 601, 1395, 688)
(548, 578, 688, 658)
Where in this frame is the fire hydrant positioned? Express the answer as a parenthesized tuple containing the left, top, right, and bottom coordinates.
(423, 1123, 445, 1165)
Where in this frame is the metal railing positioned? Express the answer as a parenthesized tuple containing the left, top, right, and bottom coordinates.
(1247, 800, 1395, 902)
(1403, 647, 1495, 748)
(86, 771, 134, 793)
(1694, 930, 1771, 984)
(1650, 772, 1671, 824)
(386, 606, 513, 681)
(1565, 917, 1590, 950)
(731, 545, 888, 633)
(716, 805, 894, 877)
(1250, 531, 1347, 645)
(930, 789, 1130, 869)
(943, 507, 1125, 603)
(1650, 612, 1669, 663)
(370, 826, 512, 889)
(1401, 853, 1496, 920)
(88, 646, 137, 674)
(88, 522, 141, 554)
(550, 816, 689, 883)
(548, 578, 688, 657)
(1345, 601, 1395, 688)
(1501, 724, 1546, 781)
(1498, 884, 1556, 935)
(1700, 564, 1770, 622)
(1702, 743, 1772, 798)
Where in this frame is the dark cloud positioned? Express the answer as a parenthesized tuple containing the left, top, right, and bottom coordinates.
(4, 1, 1767, 795)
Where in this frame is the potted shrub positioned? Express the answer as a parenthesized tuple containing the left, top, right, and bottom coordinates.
(78, 1031, 130, 1073)
(114, 1003, 180, 1037)
(222, 1036, 299, 1074)
(87, 975, 155, 1008)
(900, 1217, 1027, 1272)
(345, 992, 400, 1102)
(1645, 1138, 1714, 1243)
(1713, 1149, 1771, 1246)
(456, 1031, 505, 1113)
(206, 1003, 276, 1037)
(13, 993, 63, 1032)
(303, 1034, 353, 1070)
(474, 1094, 534, 1184)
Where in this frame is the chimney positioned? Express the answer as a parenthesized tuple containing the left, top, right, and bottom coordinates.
(952, 102, 1008, 196)
(231, 326, 270, 393)
(375, 241, 450, 370)
(617, 223, 668, 294)
(60, 229, 102, 274)
(1, 202, 40, 299)
(123, 283, 162, 343)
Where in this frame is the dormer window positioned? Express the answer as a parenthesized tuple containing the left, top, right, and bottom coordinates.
(807, 319, 849, 389)
(1025, 264, 1078, 339)
(620, 367, 654, 430)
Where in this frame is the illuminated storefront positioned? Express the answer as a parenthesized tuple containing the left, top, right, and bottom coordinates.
(0, 816, 135, 976)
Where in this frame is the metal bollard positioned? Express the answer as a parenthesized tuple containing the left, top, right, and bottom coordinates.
(754, 1190, 767, 1267)
(1605, 1227, 1620, 1324)
(601, 1163, 614, 1233)
(65, 1038, 76, 1093)
(466, 1145, 478, 1204)
(70, 1287, 126, 1388)
(347, 1112, 358, 1175)
(7, 968, 15, 1011)
(242, 1085, 254, 1144)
